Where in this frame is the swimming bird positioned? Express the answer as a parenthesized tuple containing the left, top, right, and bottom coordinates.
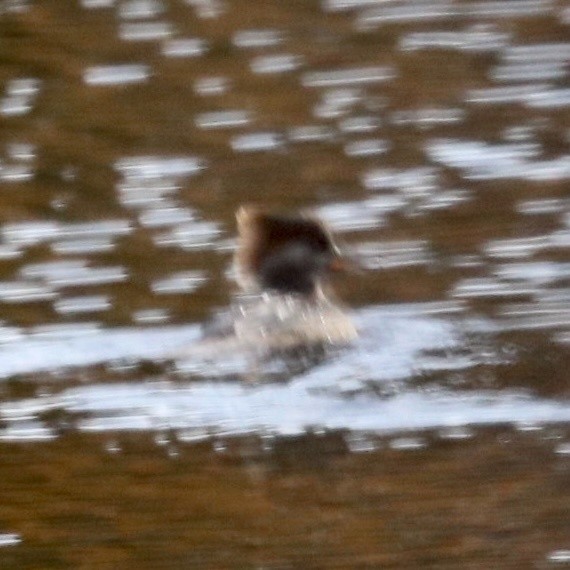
(234, 205, 347, 299)
(232, 206, 358, 350)
(171, 206, 358, 380)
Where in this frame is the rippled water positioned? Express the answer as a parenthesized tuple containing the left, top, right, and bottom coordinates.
(0, 0, 569, 567)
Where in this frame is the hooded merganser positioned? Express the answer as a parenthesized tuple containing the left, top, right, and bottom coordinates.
(171, 206, 357, 378)
(232, 206, 357, 350)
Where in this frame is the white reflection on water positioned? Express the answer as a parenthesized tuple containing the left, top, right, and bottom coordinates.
(187, 0, 225, 20)
(399, 24, 510, 52)
(193, 76, 230, 96)
(494, 262, 570, 285)
(466, 83, 552, 105)
(81, 0, 115, 8)
(154, 220, 222, 250)
(250, 54, 303, 75)
(150, 270, 208, 294)
(517, 198, 566, 215)
(2, 220, 132, 247)
(231, 132, 284, 152)
(0, 533, 22, 547)
(357, 0, 455, 28)
(0, 281, 57, 303)
(463, 0, 553, 18)
(344, 138, 388, 157)
(119, 22, 172, 42)
(323, 0, 388, 11)
(0, 304, 568, 439)
(138, 206, 195, 227)
(302, 66, 395, 88)
(526, 88, 570, 109)
(3, 381, 570, 440)
(115, 155, 204, 179)
(547, 550, 570, 564)
(354, 240, 432, 269)
(133, 308, 170, 324)
(426, 138, 570, 181)
(0, 164, 34, 183)
(498, 301, 570, 332)
(288, 125, 335, 143)
(492, 62, 567, 82)
(195, 110, 251, 130)
(483, 236, 549, 259)
(52, 236, 117, 255)
(0, 78, 41, 117)
(119, 0, 164, 20)
(83, 65, 150, 86)
(54, 295, 112, 315)
(162, 37, 208, 58)
(391, 108, 464, 129)
(316, 201, 385, 232)
(233, 29, 283, 49)
(20, 260, 128, 287)
(452, 278, 540, 299)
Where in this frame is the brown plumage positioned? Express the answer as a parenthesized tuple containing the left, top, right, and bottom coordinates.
(235, 206, 345, 298)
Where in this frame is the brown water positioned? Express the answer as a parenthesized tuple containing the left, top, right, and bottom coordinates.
(0, 0, 569, 568)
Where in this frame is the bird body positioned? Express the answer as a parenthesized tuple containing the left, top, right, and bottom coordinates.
(232, 206, 357, 350)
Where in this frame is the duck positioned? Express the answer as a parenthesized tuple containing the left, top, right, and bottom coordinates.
(231, 206, 358, 350)
(171, 206, 358, 378)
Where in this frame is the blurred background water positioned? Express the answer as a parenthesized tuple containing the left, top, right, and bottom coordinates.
(0, 0, 569, 568)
